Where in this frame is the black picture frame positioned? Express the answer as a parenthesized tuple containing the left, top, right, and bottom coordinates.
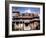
(5, 1, 45, 38)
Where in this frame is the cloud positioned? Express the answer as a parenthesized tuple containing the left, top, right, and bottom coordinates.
(24, 9, 32, 13)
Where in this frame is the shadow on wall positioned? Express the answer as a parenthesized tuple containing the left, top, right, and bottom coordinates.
(7, 37, 20, 38)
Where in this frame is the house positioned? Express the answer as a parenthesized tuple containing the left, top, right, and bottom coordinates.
(12, 11, 40, 31)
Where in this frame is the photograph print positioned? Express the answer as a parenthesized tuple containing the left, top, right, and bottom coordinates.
(12, 7, 40, 31)
(5, 1, 45, 37)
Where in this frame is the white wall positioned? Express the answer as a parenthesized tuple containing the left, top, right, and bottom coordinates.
(0, 0, 46, 38)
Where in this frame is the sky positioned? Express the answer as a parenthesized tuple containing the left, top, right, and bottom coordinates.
(12, 7, 40, 14)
